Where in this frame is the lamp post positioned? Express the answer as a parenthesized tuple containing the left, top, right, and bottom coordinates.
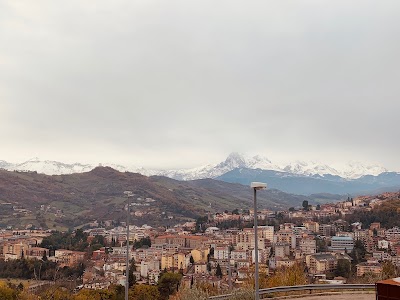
(250, 182, 267, 300)
(228, 243, 232, 291)
(124, 191, 134, 300)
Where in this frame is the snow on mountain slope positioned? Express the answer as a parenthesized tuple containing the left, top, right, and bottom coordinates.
(3, 158, 146, 176)
(0, 153, 391, 180)
(0, 160, 13, 170)
(282, 161, 341, 177)
(156, 152, 280, 180)
(332, 161, 388, 179)
(155, 155, 390, 180)
(12, 157, 94, 174)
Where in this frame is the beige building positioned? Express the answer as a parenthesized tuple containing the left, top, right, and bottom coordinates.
(194, 263, 208, 274)
(306, 253, 338, 275)
(154, 235, 207, 249)
(54, 249, 85, 267)
(161, 253, 174, 270)
(356, 261, 382, 276)
(26, 247, 49, 259)
(191, 248, 210, 263)
(304, 221, 320, 233)
(300, 238, 317, 255)
(173, 251, 191, 270)
(274, 230, 296, 249)
(3, 242, 30, 260)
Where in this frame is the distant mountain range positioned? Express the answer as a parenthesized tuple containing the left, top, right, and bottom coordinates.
(0, 167, 312, 229)
(1, 153, 399, 195)
(218, 168, 400, 195)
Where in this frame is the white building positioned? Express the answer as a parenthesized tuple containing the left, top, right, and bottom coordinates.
(214, 247, 229, 260)
(330, 236, 354, 252)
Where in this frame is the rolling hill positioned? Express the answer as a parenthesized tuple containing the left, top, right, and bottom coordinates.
(0, 167, 313, 230)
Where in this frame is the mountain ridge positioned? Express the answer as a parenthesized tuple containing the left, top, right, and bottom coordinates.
(0, 152, 391, 179)
(1, 153, 398, 196)
(0, 167, 314, 229)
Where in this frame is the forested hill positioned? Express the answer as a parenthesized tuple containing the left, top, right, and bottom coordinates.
(0, 167, 312, 229)
(346, 192, 400, 228)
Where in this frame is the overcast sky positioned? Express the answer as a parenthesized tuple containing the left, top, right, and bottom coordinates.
(1, 0, 400, 169)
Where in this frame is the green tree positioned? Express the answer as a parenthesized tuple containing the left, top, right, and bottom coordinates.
(335, 259, 351, 278)
(195, 216, 208, 232)
(158, 272, 182, 299)
(350, 240, 367, 265)
(302, 200, 309, 211)
(316, 237, 328, 252)
(133, 237, 151, 249)
(129, 259, 136, 288)
(216, 263, 223, 278)
(206, 263, 211, 272)
(42, 252, 48, 261)
(91, 235, 106, 246)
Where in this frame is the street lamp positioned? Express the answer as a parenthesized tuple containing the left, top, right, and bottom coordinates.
(124, 191, 134, 300)
(228, 243, 232, 291)
(250, 182, 267, 300)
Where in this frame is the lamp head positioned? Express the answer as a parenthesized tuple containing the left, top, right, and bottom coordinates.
(250, 182, 267, 190)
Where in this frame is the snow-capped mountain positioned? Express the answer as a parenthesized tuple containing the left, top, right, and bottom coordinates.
(156, 152, 281, 180)
(0, 157, 147, 176)
(332, 161, 388, 179)
(0, 153, 391, 180)
(157, 153, 390, 180)
(13, 157, 94, 174)
(282, 161, 341, 177)
(0, 160, 13, 170)
(279, 160, 388, 179)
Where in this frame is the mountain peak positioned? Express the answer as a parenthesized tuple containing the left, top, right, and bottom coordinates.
(0, 153, 393, 180)
(26, 157, 41, 162)
(224, 152, 247, 167)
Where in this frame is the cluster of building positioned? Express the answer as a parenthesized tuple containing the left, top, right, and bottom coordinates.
(2, 192, 400, 290)
(0, 230, 85, 268)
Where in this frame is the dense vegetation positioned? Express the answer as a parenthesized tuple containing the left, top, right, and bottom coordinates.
(346, 198, 400, 229)
(40, 229, 106, 254)
(133, 237, 151, 249)
(0, 271, 183, 300)
(0, 258, 84, 281)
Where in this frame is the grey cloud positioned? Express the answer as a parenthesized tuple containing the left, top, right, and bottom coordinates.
(1, 0, 400, 169)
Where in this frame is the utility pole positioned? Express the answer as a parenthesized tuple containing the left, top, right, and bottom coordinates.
(228, 244, 232, 291)
(124, 191, 133, 300)
(251, 182, 267, 300)
(254, 188, 259, 300)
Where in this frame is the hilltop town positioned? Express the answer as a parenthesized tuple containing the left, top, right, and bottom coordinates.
(1, 191, 399, 296)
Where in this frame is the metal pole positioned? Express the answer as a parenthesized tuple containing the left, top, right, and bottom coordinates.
(228, 245, 232, 291)
(254, 188, 259, 300)
(125, 196, 130, 300)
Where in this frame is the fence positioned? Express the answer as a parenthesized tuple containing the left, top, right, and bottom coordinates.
(208, 283, 375, 299)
